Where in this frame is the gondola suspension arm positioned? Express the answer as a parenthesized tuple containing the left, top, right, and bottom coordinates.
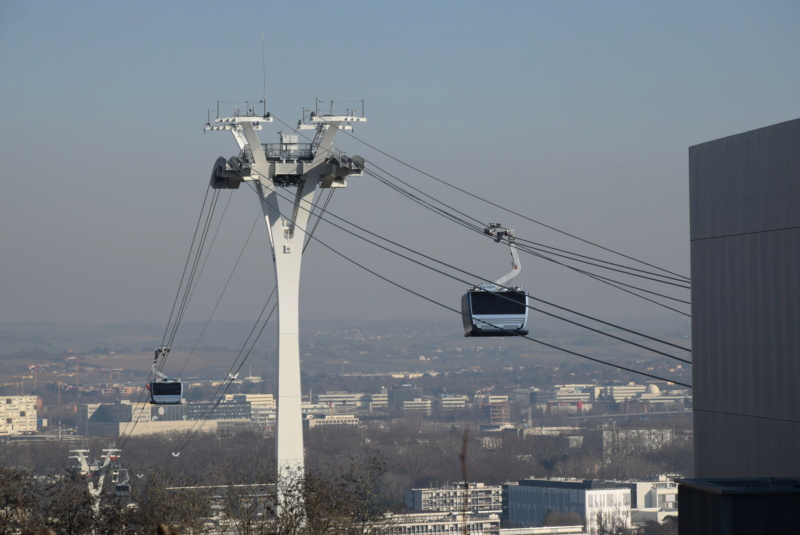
(486, 223, 521, 288)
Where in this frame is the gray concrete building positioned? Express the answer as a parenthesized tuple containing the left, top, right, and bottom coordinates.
(689, 118, 800, 478)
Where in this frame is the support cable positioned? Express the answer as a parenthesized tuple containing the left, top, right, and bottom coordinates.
(369, 168, 691, 312)
(165, 190, 222, 357)
(341, 128, 690, 281)
(119, 188, 225, 447)
(168, 183, 338, 456)
(161, 184, 214, 345)
(176, 205, 264, 378)
(261, 177, 691, 353)
(367, 166, 689, 292)
(255, 172, 692, 365)
(292, 209, 692, 387)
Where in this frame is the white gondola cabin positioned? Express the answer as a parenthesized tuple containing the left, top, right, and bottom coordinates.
(149, 346, 184, 404)
(149, 380, 183, 404)
(461, 224, 529, 337)
(462, 285, 529, 336)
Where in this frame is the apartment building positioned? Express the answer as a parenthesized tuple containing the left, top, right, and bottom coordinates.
(0, 396, 37, 435)
(405, 482, 502, 512)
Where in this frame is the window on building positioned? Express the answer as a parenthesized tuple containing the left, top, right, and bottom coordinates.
(20, 411, 25, 417)
(5, 399, 11, 404)
(6, 418, 11, 424)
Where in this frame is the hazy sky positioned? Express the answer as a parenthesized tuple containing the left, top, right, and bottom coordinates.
(1, 1, 799, 330)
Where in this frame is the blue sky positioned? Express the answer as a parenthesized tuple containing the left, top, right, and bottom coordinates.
(1, 1, 799, 328)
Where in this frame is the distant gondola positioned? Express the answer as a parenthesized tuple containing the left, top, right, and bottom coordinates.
(462, 285, 529, 336)
(149, 346, 184, 404)
(148, 380, 183, 404)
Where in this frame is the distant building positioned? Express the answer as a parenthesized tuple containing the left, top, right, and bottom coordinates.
(316, 391, 368, 408)
(499, 527, 586, 535)
(545, 401, 590, 416)
(390, 384, 423, 409)
(630, 475, 678, 525)
(305, 414, 359, 428)
(224, 393, 275, 408)
(226, 394, 275, 425)
(370, 388, 389, 409)
(552, 385, 593, 403)
(0, 396, 37, 435)
(402, 398, 432, 416)
(597, 384, 647, 402)
(438, 394, 469, 410)
(638, 385, 690, 407)
(84, 399, 253, 437)
(529, 388, 555, 406)
(504, 479, 631, 534)
(380, 511, 500, 535)
(405, 482, 502, 512)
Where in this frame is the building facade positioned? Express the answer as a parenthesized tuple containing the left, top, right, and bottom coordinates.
(689, 118, 800, 478)
(305, 414, 360, 428)
(405, 482, 503, 512)
(505, 479, 631, 535)
(380, 512, 500, 535)
(0, 396, 37, 435)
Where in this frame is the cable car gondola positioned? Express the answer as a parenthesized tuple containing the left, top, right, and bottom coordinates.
(149, 347, 184, 404)
(462, 285, 529, 336)
(462, 224, 529, 337)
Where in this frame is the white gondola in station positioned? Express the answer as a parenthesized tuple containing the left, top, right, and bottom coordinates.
(462, 224, 529, 336)
(148, 346, 183, 404)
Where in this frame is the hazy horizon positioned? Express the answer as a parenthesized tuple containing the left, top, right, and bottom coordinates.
(2, 1, 798, 333)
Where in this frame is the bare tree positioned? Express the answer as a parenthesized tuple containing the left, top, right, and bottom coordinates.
(31, 471, 97, 535)
(0, 465, 36, 535)
(592, 508, 628, 535)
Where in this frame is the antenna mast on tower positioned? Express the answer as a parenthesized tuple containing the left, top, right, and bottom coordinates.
(205, 99, 366, 506)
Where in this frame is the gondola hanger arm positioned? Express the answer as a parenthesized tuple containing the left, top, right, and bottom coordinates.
(485, 224, 521, 287)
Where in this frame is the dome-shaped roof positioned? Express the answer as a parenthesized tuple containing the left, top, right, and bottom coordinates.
(646, 384, 661, 395)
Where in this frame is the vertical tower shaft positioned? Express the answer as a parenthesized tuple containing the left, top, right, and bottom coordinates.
(207, 104, 366, 503)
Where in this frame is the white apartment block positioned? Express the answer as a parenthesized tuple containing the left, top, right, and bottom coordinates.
(225, 393, 275, 408)
(405, 482, 503, 512)
(370, 392, 389, 408)
(317, 391, 369, 408)
(402, 398, 432, 415)
(439, 395, 469, 409)
(475, 394, 509, 405)
(553, 385, 592, 403)
(0, 396, 37, 435)
(305, 414, 360, 428)
(631, 476, 679, 525)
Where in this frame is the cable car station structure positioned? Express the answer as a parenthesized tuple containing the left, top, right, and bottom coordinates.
(205, 101, 366, 485)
